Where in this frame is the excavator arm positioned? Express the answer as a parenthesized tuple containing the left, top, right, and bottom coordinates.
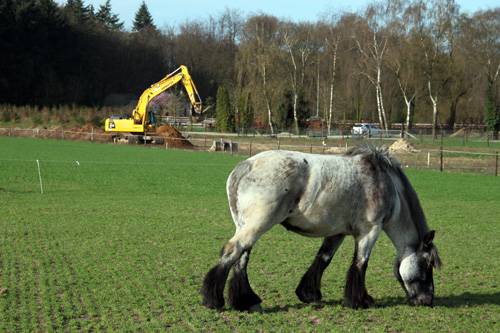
(106, 65, 202, 134)
(132, 65, 202, 127)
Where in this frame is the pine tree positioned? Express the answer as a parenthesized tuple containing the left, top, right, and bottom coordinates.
(38, 0, 59, 19)
(65, 0, 93, 24)
(238, 93, 255, 133)
(133, 0, 155, 32)
(275, 89, 294, 130)
(484, 83, 500, 140)
(215, 86, 235, 132)
(96, 0, 123, 30)
(296, 90, 310, 125)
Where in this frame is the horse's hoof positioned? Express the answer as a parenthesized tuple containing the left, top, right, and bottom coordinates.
(202, 298, 224, 310)
(249, 304, 263, 313)
(345, 294, 375, 309)
(296, 289, 322, 304)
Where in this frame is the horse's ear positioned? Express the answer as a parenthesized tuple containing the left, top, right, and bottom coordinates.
(424, 230, 435, 244)
(422, 230, 441, 269)
(420, 230, 435, 250)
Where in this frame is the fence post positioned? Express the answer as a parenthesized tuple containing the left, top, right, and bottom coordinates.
(487, 133, 490, 147)
(204, 137, 206, 150)
(230, 139, 233, 155)
(310, 144, 312, 154)
(249, 141, 252, 157)
(278, 139, 280, 150)
(91, 127, 94, 143)
(420, 130, 423, 144)
(440, 146, 443, 172)
(495, 151, 498, 177)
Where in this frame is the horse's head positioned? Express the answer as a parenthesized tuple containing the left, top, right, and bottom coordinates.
(399, 230, 441, 306)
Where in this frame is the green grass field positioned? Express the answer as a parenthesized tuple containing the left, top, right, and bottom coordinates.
(1, 138, 499, 331)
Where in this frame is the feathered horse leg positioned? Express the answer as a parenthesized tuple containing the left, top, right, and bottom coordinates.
(202, 226, 268, 311)
(344, 224, 382, 309)
(228, 248, 262, 312)
(201, 241, 240, 310)
(296, 235, 345, 304)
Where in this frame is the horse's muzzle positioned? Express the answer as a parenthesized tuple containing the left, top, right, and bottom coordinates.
(408, 294, 434, 306)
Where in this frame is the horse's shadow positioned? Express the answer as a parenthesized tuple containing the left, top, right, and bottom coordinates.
(261, 292, 500, 313)
(263, 300, 343, 314)
(432, 292, 500, 308)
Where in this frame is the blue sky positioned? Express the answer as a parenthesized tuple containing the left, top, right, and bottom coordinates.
(55, 0, 499, 30)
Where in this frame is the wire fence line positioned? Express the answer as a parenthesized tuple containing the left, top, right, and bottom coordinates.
(1, 126, 499, 176)
(188, 137, 499, 176)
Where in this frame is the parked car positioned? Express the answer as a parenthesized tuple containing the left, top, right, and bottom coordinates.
(352, 123, 382, 137)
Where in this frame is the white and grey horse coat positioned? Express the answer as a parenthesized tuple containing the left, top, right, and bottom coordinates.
(202, 145, 441, 311)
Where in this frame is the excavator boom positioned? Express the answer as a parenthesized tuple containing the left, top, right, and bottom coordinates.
(105, 65, 202, 135)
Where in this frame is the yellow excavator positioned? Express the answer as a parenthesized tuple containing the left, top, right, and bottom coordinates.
(105, 65, 202, 144)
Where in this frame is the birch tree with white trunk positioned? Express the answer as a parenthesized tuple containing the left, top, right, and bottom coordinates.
(320, 15, 343, 134)
(412, 0, 458, 139)
(354, 1, 400, 132)
(280, 22, 314, 135)
(239, 14, 280, 135)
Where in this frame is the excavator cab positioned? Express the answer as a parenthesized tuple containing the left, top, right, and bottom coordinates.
(146, 109, 158, 127)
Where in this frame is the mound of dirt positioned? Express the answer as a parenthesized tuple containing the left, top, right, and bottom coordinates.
(450, 128, 465, 137)
(82, 123, 105, 133)
(389, 139, 419, 152)
(325, 147, 346, 154)
(68, 125, 81, 132)
(48, 125, 67, 131)
(450, 128, 481, 138)
(36, 123, 111, 142)
(156, 124, 193, 149)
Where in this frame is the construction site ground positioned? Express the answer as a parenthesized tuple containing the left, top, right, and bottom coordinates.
(1, 124, 498, 175)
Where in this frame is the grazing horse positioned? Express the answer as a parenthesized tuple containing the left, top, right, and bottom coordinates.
(201, 145, 441, 312)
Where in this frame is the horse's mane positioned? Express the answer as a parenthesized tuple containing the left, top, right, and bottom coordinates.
(345, 144, 430, 241)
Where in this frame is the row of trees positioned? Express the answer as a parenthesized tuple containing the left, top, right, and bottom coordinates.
(1, 0, 499, 137)
(0, 0, 166, 106)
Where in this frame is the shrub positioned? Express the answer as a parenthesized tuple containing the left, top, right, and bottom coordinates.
(32, 114, 43, 125)
(1, 109, 12, 123)
(215, 86, 235, 132)
(89, 115, 104, 128)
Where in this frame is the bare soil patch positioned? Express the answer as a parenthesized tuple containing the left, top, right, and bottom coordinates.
(449, 128, 481, 138)
(156, 125, 193, 149)
(0, 123, 194, 147)
(389, 139, 419, 153)
(325, 147, 347, 154)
